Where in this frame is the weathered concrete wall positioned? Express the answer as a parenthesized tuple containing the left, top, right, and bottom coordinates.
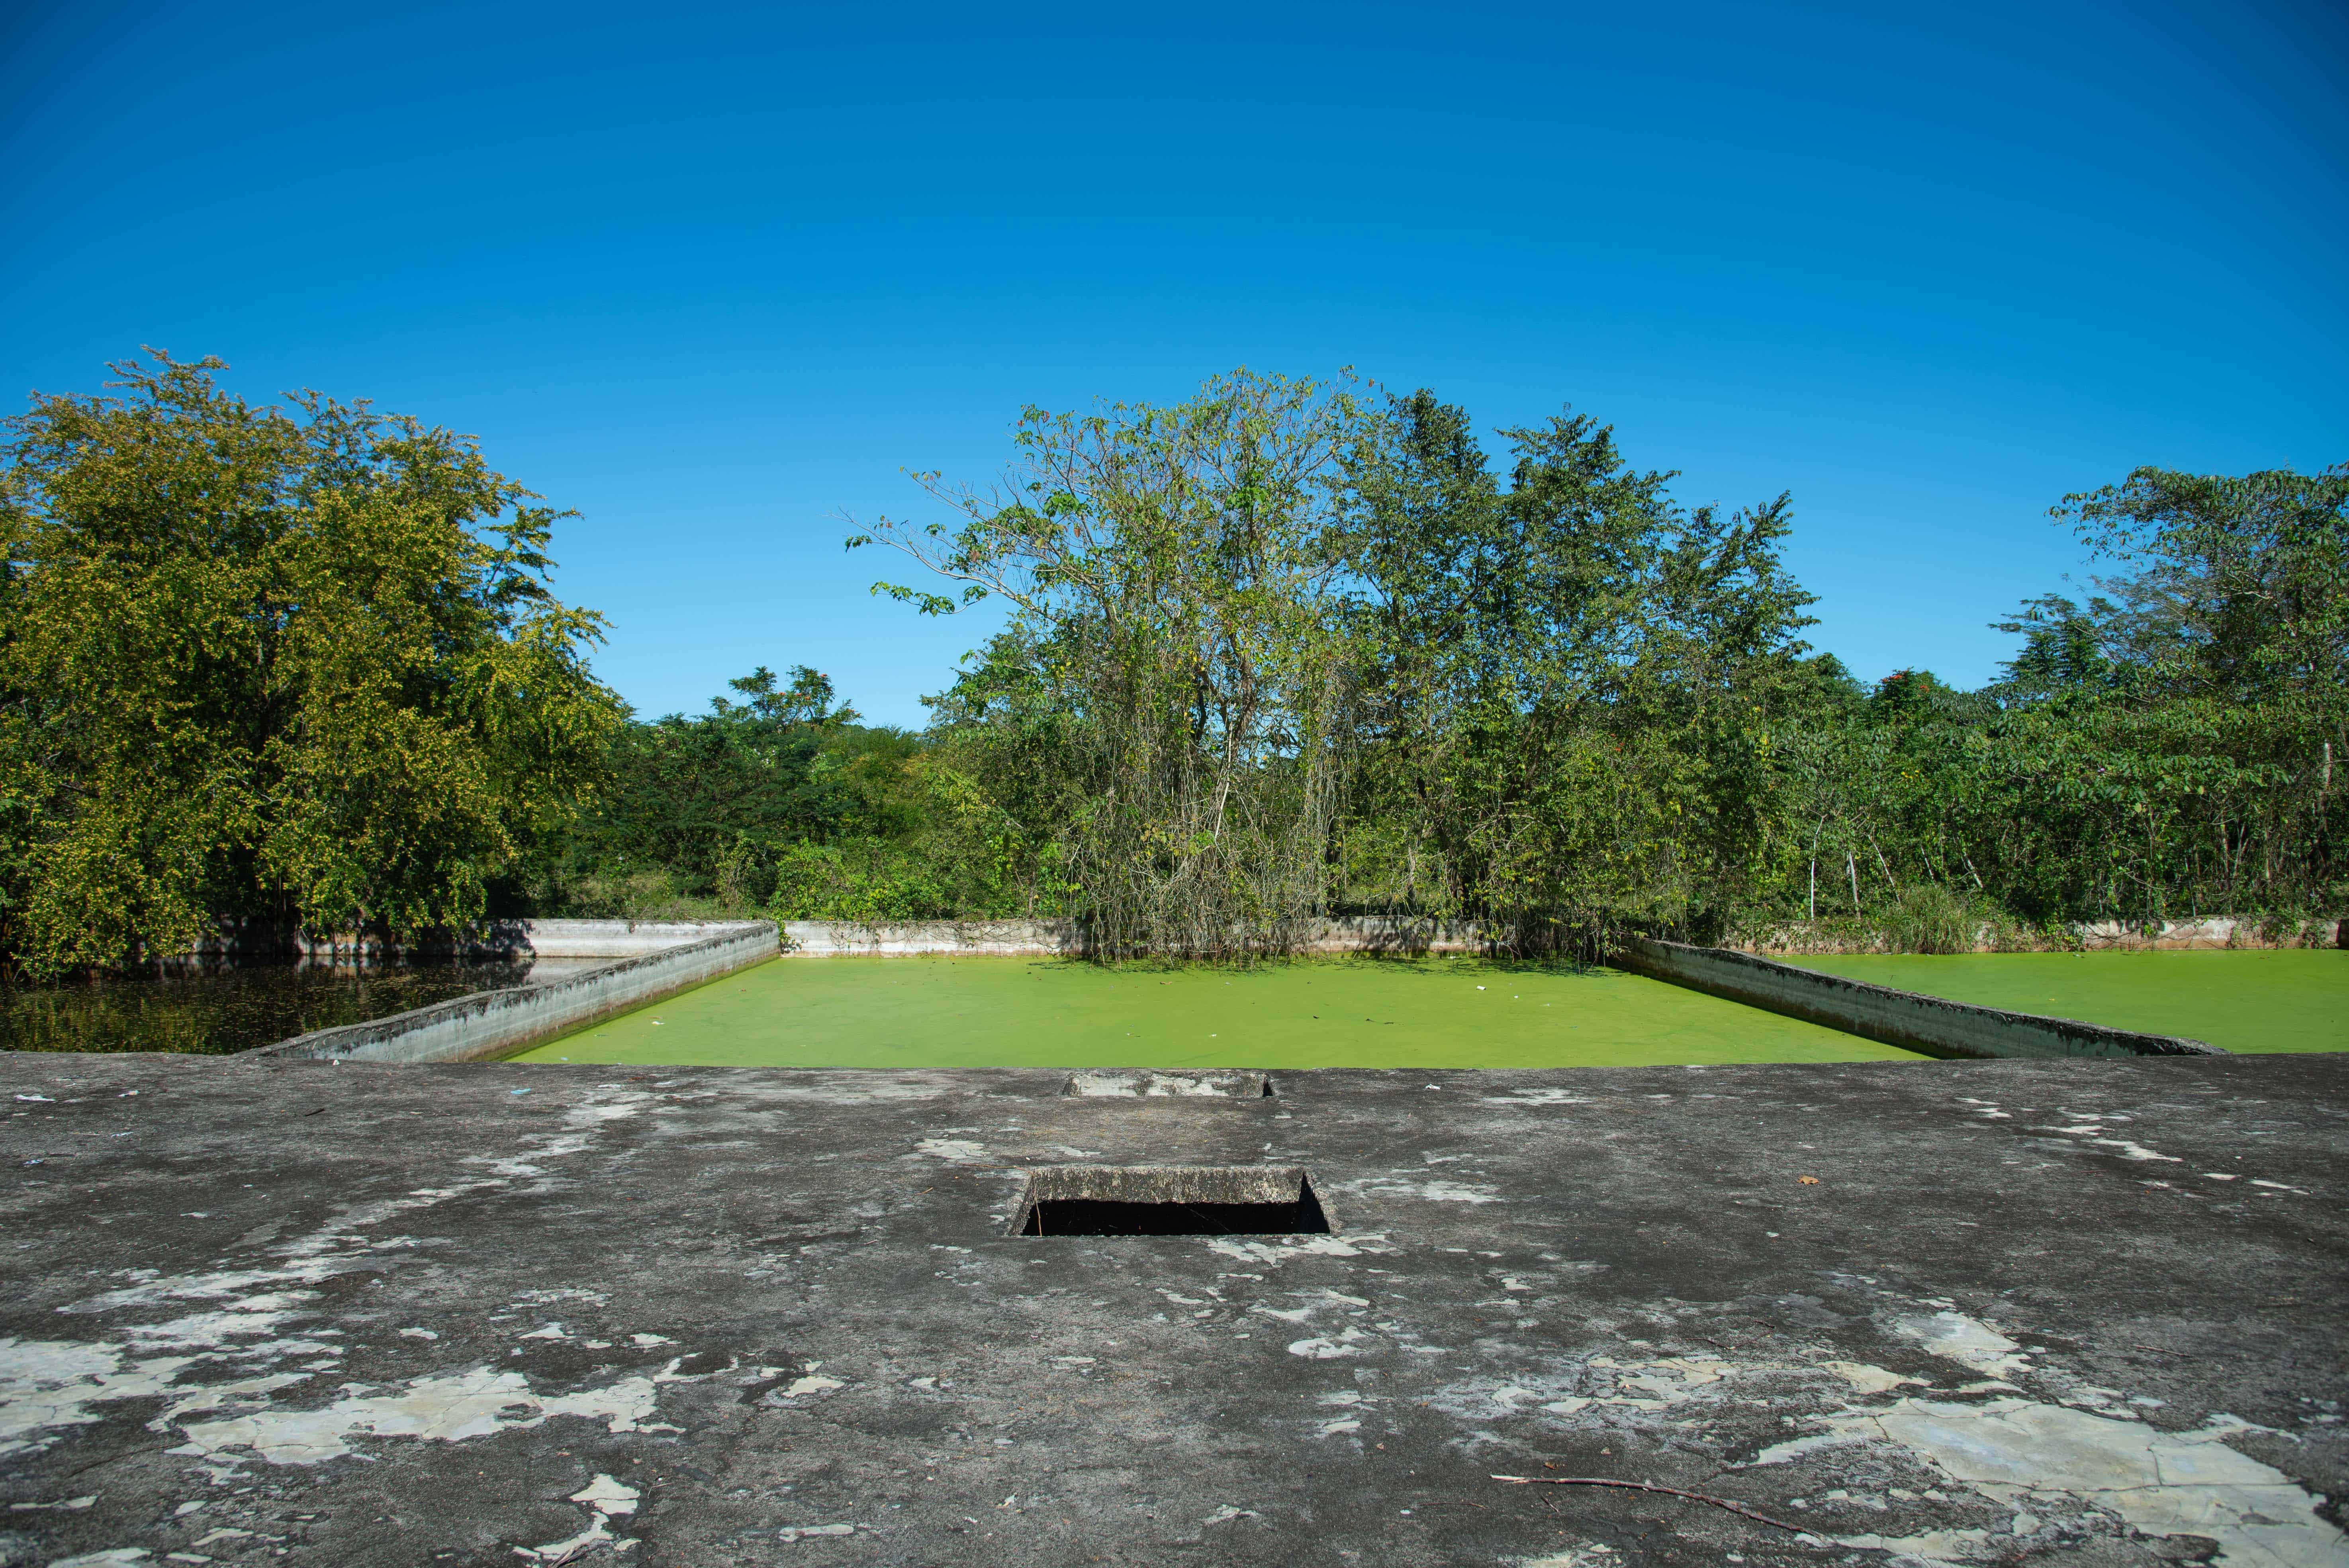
(781, 915, 1498, 956)
(789, 913, 2345, 959)
(189, 915, 772, 961)
(2072, 914, 2345, 950)
(243, 923, 779, 1064)
(783, 918, 1071, 955)
(497, 919, 771, 957)
(1737, 914, 2345, 955)
(1615, 936, 2224, 1059)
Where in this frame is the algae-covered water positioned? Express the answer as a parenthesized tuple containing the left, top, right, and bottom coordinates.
(515, 954, 1916, 1069)
(1785, 950, 2347, 1054)
(0, 960, 557, 1056)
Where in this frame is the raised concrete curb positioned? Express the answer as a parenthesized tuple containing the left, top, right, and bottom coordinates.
(1614, 935, 2226, 1059)
(242, 922, 777, 1064)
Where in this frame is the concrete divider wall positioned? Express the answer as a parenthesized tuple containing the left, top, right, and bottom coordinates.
(244, 923, 779, 1065)
(1613, 936, 2225, 1060)
(498, 920, 774, 958)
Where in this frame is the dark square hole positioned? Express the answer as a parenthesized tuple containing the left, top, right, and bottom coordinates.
(1009, 1165, 1335, 1237)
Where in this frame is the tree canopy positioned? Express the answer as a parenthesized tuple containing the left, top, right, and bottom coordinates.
(6, 356, 2337, 971)
(829, 379, 2343, 951)
(0, 353, 621, 974)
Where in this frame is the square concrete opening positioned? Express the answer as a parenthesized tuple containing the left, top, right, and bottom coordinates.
(1061, 1071, 1274, 1099)
(1008, 1165, 1334, 1236)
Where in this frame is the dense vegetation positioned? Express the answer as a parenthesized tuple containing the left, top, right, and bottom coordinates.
(0, 355, 618, 976)
(4, 358, 2339, 971)
(828, 373, 2346, 952)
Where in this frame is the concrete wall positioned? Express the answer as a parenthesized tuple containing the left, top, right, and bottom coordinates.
(190, 916, 771, 961)
(498, 920, 771, 958)
(243, 924, 779, 1065)
(1613, 936, 2225, 1060)
(783, 919, 1070, 955)
(787, 914, 2346, 960)
(781, 916, 1498, 956)
(1738, 915, 2344, 955)
(2072, 916, 2344, 951)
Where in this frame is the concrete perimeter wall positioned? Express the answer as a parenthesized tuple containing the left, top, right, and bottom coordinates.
(789, 914, 2343, 959)
(2069, 916, 2343, 950)
(781, 916, 1499, 956)
(1737, 915, 2344, 955)
(190, 916, 778, 962)
(1613, 936, 2226, 1060)
(244, 923, 777, 1065)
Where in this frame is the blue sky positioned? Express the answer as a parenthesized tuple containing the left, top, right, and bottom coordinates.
(5, 0, 2344, 726)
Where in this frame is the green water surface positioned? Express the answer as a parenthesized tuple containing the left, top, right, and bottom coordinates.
(516, 954, 1916, 1069)
(1785, 949, 2347, 1054)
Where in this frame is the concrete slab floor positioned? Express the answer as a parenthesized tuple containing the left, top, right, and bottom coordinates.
(1, 1053, 2343, 1568)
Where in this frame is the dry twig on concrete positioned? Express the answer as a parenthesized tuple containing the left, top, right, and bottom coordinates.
(1490, 1475, 1810, 1534)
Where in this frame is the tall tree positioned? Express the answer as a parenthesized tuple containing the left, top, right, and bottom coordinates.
(1345, 391, 1819, 944)
(0, 353, 622, 973)
(853, 369, 1372, 957)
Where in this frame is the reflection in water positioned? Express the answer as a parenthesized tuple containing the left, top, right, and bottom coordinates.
(0, 959, 595, 1056)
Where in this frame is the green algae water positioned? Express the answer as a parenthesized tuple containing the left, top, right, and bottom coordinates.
(516, 954, 1915, 1069)
(1784, 949, 2347, 1055)
(0, 959, 557, 1055)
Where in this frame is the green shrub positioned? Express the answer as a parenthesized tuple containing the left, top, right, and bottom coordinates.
(1881, 883, 1981, 953)
(769, 841, 957, 923)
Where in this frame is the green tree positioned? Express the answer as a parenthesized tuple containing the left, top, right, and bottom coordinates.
(1343, 391, 1820, 945)
(1973, 466, 2349, 921)
(0, 353, 622, 973)
(853, 369, 1374, 957)
(560, 663, 859, 906)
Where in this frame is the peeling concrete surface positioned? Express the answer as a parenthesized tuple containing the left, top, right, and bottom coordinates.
(1, 1053, 2343, 1566)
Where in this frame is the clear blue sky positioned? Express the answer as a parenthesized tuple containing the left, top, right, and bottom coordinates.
(5, 0, 2343, 726)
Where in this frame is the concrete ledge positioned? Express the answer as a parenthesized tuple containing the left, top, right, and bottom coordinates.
(1614, 935, 2226, 1059)
(242, 923, 779, 1064)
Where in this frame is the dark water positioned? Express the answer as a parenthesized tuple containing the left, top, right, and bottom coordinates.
(0, 960, 573, 1056)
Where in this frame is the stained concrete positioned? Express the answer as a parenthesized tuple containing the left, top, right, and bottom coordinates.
(2, 1052, 2344, 1567)
(780, 917, 1494, 957)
